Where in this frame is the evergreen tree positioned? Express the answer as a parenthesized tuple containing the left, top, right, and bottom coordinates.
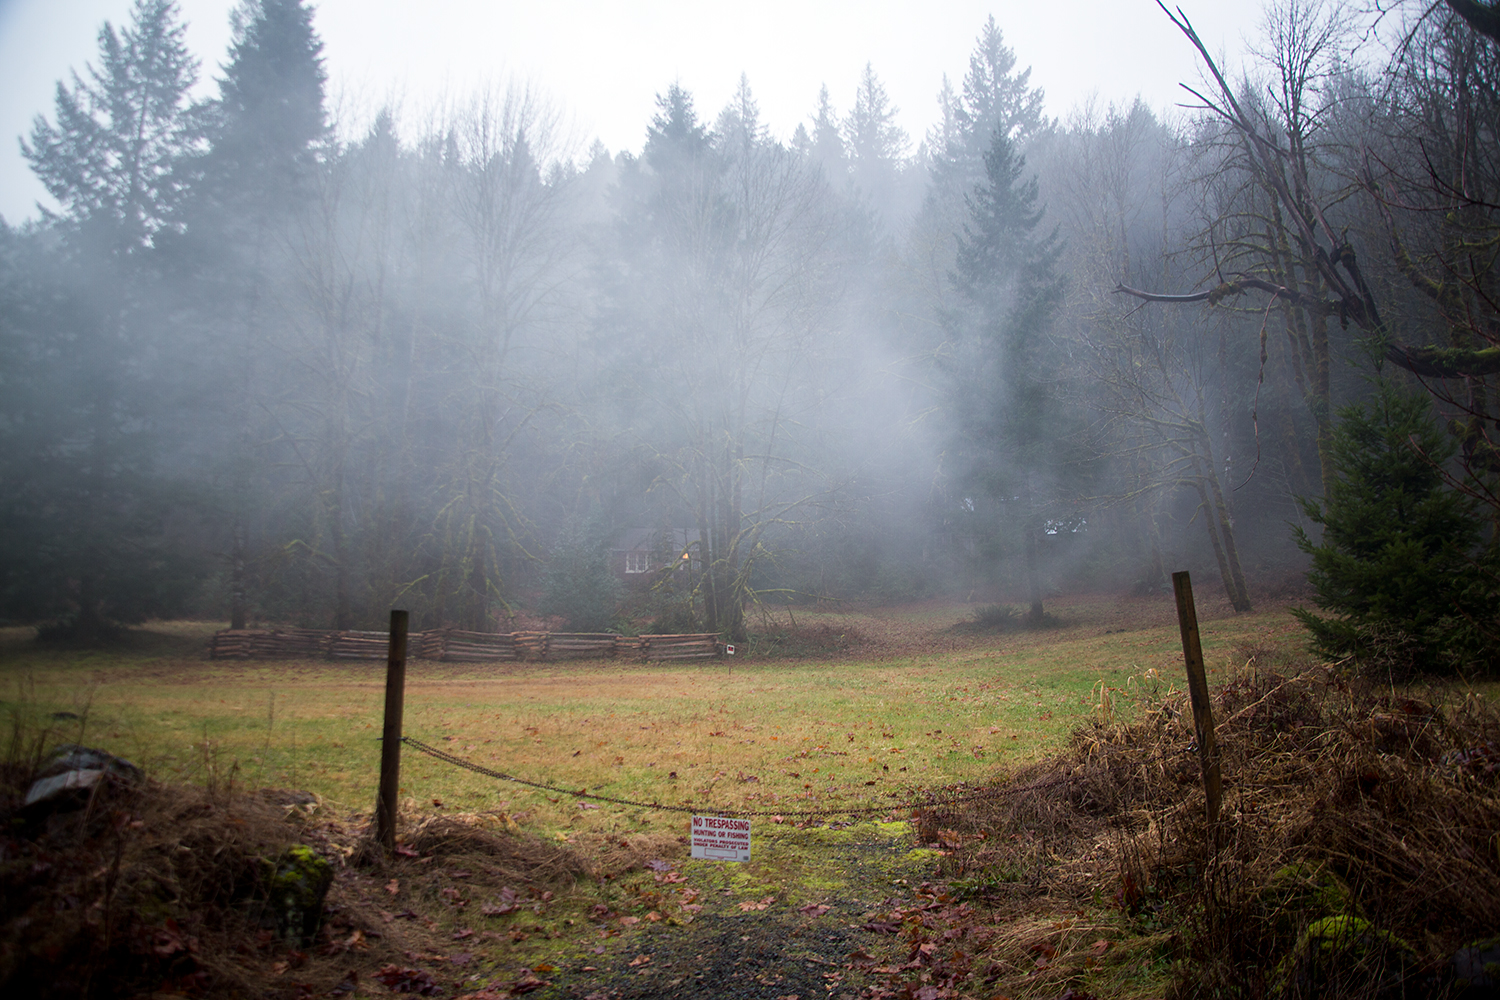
(957, 16, 1047, 151)
(927, 17, 1047, 210)
(643, 83, 712, 174)
(7, 1, 205, 640)
(176, 0, 328, 629)
(805, 84, 847, 184)
(715, 74, 767, 154)
(843, 64, 908, 212)
(0, 226, 201, 637)
(910, 18, 1050, 354)
(539, 514, 622, 632)
(1293, 382, 1498, 674)
(195, 0, 326, 224)
(946, 129, 1069, 621)
(21, 0, 199, 255)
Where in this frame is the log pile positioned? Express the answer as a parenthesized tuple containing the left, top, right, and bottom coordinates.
(329, 630, 392, 660)
(436, 630, 517, 662)
(513, 631, 549, 660)
(638, 633, 723, 661)
(208, 627, 725, 662)
(209, 628, 332, 660)
(415, 629, 449, 661)
(544, 633, 622, 661)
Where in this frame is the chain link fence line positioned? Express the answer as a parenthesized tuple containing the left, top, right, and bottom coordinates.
(400, 736, 1068, 820)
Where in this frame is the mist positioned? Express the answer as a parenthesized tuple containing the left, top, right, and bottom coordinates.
(2, 0, 1481, 643)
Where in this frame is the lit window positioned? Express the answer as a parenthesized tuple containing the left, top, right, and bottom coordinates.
(625, 551, 650, 574)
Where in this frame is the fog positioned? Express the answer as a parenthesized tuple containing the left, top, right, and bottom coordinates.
(2, 0, 1486, 642)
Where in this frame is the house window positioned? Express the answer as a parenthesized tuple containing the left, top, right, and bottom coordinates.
(625, 551, 650, 574)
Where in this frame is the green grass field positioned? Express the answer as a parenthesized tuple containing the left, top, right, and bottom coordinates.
(0, 594, 1309, 838)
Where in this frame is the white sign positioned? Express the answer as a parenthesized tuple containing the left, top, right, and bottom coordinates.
(690, 814, 751, 862)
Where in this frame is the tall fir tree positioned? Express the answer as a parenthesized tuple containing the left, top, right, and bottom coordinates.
(178, 0, 328, 629)
(7, 0, 204, 639)
(843, 64, 908, 215)
(912, 18, 1049, 347)
(21, 0, 199, 256)
(197, 0, 326, 226)
(946, 129, 1069, 621)
(805, 84, 847, 184)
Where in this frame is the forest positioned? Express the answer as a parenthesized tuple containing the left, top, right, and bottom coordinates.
(3, 0, 1499, 664)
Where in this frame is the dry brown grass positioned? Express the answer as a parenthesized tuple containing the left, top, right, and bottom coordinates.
(921, 658, 1500, 998)
(0, 763, 600, 999)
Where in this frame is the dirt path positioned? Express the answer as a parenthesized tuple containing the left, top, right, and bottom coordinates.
(528, 822, 945, 1000)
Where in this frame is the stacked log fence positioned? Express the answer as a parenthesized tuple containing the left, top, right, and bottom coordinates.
(209, 627, 723, 663)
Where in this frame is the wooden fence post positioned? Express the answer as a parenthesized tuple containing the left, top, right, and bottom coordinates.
(375, 609, 408, 854)
(1171, 572, 1222, 826)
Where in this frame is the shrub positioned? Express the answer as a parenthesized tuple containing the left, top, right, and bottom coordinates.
(1293, 381, 1498, 674)
(539, 519, 621, 633)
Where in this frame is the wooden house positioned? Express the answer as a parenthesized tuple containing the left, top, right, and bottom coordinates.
(611, 527, 699, 584)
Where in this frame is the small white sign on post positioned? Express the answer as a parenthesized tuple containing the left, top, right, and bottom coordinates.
(690, 814, 751, 862)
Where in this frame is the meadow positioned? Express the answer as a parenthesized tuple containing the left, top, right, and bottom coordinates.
(1, 593, 1306, 838)
(10, 593, 1500, 1000)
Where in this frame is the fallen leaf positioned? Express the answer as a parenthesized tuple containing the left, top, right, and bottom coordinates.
(798, 903, 831, 917)
(452, 928, 474, 940)
(384, 879, 400, 895)
(628, 954, 652, 967)
(505, 972, 550, 995)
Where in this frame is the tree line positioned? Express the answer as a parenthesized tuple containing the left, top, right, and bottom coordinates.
(2, 0, 1496, 668)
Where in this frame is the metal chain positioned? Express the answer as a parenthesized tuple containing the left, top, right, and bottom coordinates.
(401, 736, 1067, 819)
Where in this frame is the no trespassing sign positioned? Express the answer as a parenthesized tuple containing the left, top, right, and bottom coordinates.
(690, 814, 751, 862)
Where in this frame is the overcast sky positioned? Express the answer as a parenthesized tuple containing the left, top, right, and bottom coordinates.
(0, 1, 1285, 225)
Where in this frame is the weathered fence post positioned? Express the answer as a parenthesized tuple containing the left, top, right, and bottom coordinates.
(375, 609, 408, 853)
(1171, 571, 1222, 825)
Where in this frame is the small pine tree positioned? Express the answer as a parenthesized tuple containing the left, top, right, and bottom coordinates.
(1293, 381, 1497, 674)
(539, 519, 621, 633)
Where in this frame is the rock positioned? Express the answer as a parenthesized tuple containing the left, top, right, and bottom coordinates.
(24, 744, 143, 808)
(266, 845, 334, 944)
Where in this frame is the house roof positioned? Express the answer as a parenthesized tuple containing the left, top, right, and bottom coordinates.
(612, 527, 700, 553)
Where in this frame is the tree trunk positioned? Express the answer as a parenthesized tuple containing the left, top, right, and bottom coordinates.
(230, 521, 247, 630)
(1023, 520, 1044, 622)
(1191, 479, 1237, 608)
(1190, 453, 1252, 612)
